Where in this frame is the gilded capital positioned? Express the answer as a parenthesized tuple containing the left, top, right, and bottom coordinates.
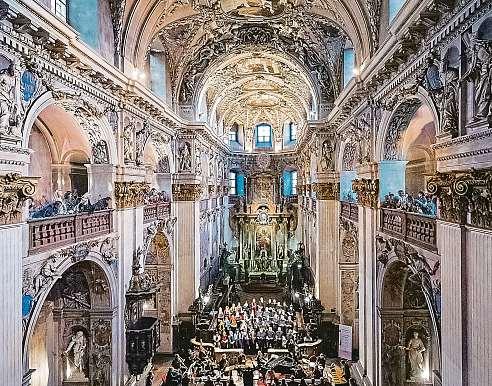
(313, 182, 339, 200)
(172, 183, 203, 201)
(352, 178, 379, 208)
(0, 173, 36, 225)
(427, 168, 492, 229)
(114, 181, 150, 209)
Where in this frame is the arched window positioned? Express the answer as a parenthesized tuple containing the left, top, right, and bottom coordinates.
(229, 123, 239, 143)
(288, 122, 297, 142)
(343, 48, 355, 87)
(256, 123, 272, 148)
(389, 0, 406, 22)
(149, 51, 167, 99)
(283, 170, 298, 196)
(229, 171, 245, 196)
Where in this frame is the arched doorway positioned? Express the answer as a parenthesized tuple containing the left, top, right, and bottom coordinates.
(28, 261, 113, 386)
(378, 239, 441, 386)
(144, 225, 173, 353)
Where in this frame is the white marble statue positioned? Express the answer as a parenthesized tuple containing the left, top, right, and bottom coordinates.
(65, 331, 88, 380)
(404, 331, 426, 380)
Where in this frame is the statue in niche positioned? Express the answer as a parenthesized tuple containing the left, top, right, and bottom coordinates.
(92, 139, 110, 164)
(464, 34, 492, 124)
(64, 330, 88, 380)
(178, 142, 192, 171)
(422, 57, 443, 93)
(441, 67, 459, 137)
(400, 331, 426, 381)
(122, 121, 135, 163)
(195, 145, 202, 175)
(0, 62, 18, 136)
(319, 138, 334, 171)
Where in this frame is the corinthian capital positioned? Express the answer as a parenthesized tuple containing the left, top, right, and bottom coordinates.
(427, 168, 492, 229)
(352, 178, 379, 208)
(0, 173, 36, 225)
(313, 182, 339, 200)
(172, 183, 203, 201)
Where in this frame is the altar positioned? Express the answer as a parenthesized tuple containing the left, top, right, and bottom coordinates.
(228, 172, 298, 283)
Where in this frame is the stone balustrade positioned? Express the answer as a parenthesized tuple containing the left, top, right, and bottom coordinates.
(28, 210, 113, 254)
(341, 201, 358, 222)
(143, 202, 171, 223)
(380, 208, 437, 251)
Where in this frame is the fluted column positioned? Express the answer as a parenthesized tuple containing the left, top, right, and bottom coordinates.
(427, 168, 492, 386)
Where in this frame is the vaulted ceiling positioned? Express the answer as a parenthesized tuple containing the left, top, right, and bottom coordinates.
(120, 0, 374, 136)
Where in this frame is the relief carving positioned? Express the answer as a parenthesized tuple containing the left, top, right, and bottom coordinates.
(313, 182, 339, 200)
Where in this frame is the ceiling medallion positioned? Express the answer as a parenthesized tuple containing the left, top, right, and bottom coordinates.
(256, 153, 272, 170)
(220, 0, 291, 20)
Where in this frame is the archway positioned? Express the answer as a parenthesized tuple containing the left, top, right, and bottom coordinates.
(377, 237, 442, 386)
(144, 225, 173, 353)
(28, 261, 113, 386)
(379, 98, 437, 212)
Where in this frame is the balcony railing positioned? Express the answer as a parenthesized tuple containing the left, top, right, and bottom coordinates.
(28, 209, 114, 254)
(341, 201, 358, 222)
(380, 208, 437, 251)
(143, 202, 171, 223)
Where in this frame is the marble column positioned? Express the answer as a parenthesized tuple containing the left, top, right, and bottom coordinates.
(173, 182, 202, 314)
(313, 179, 339, 311)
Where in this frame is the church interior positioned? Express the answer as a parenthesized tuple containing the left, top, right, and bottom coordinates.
(0, 0, 491, 385)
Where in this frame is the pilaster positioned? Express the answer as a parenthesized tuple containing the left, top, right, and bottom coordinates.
(313, 177, 339, 312)
(427, 168, 492, 386)
(352, 175, 379, 385)
(172, 182, 203, 314)
(0, 173, 36, 386)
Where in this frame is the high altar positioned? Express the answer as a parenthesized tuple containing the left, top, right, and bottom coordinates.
(229, 172, 298, 281)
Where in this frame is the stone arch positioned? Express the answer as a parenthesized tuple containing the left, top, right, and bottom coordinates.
(21, 91, 118, 166)
(376, 239, 441, 386)
(144, 224, 174, 352)
(376, 92, 439, 162)
(23, 247, 118, 385)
